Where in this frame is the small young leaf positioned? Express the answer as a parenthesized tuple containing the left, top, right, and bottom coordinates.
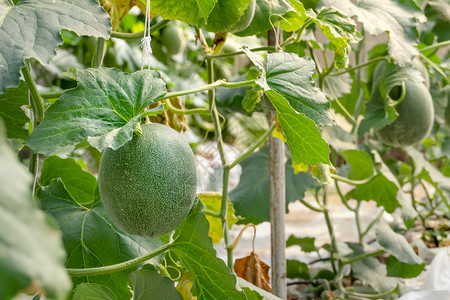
(171, 199, 247, 300)
(286, 260, 311, 279)
(0, 0, 111, 92)
(286, 235, 317, 252)
(242, 87, 263, 113)
(25, 68, 166, 155)
(198, 192, 238, 245)
(321, 0, 423, 66)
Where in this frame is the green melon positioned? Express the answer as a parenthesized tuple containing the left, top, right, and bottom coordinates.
(161, 24, 185, 55)
(375, 80, 434, 147)
(98, 123, 197, 237)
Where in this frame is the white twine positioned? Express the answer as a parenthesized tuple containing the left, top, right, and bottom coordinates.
(141, 0, 152, 70)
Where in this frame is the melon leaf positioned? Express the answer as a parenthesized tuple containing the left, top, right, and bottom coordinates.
(25, 68, 167, 156)
(0, 0, 111, 93)
(0, 119, 71, 300)
(171, 199, 247, 300)
(38, 179, 164, 300)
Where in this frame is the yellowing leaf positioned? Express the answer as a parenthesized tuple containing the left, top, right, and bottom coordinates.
(198, 192, 238, 245)
(234, 252, 272, 292)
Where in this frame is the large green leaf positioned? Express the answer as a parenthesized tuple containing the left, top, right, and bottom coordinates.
(230, 146, 319, 224)
(246, 50, 333, 127)
(0, 119, 71, 299)
(321, 0, 422, 66)
(204, 0, 253, 32)
(347, 173, 400, 213)
(243, 49, 333, 165)
(171, 199, 247, 300)
(147, 0, 216, 28)
(340, 150, 374, 180)
(129, 267, 183, 300)
(375, 222, 425, 278)
(235, 0, 295, 36)
(0, 0, 111, 93)
(37, 179, 164, 300)
(347, 243, 399, 294)
(40, 156, 97, 205)
(25, 68, 166, 156)
(0, 81, 29, 139)
(73, 283, 115, 300)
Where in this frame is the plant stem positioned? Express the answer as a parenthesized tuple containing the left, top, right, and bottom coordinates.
(204, 210, 221, 218)
(41, 90, 63, 99)
(295, 19, 314, 43)
(329, 56, 387, 77)
(354, 201, 363, 244)
(322, 188, 338, 274)
(67, 243, 171, 277)
(420, 53, 448, 82)
(23, 61, 44, 191)
(330, 173, 374, 185)
(227, 122, 275, 170)
(206, 58, 233, 268)
(164, 100, 209, 115)
(160, 79, 255, 101)
(23, 62, 44, 125)
(361, 208, 385, 238)
(299, 198, 325, 213)
(110, 20, 170, 40)
(335, 180, 355, 211)
(345, 249, 385, 265)
(205, 46, 276, 60)
(419, 41, 450, 53)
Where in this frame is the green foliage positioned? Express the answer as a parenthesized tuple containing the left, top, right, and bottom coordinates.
(1, 1, 448, 298)
(129, 267, 183, 300)
(38, 179, 164, 299)
(230, 146, 319, 224)
(41, 156, 98, 205)
(73, 283, 115, 300)
(0, 0, 111, 93)
(171, 200, 250, 300)
(242, 48, 333, 164)
(25, 68, 166, 155)
(321, 0, 423, 66)
(0, 81, 29, 139)
(0, 120, 71, 300)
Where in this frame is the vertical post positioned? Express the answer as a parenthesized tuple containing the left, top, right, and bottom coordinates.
(268, 29, 287, 299)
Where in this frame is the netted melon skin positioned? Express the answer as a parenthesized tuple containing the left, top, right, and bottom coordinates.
(99, 123, 197, 237)
(376, 81, 434, 147)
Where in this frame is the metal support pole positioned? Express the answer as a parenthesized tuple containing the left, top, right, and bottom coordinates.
(268, 29, 287, 299)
